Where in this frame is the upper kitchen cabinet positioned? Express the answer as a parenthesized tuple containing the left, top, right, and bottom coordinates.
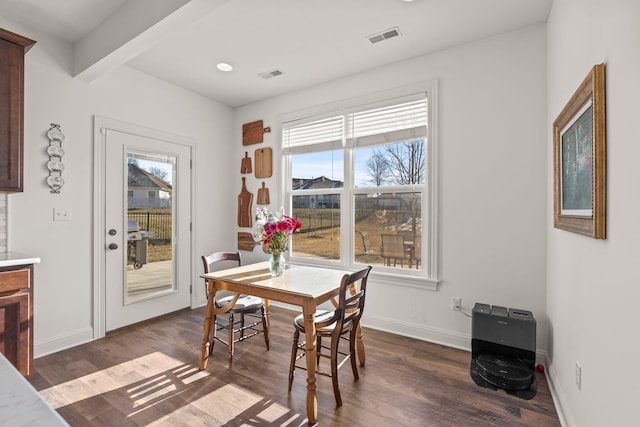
(0, 28, 35, 193)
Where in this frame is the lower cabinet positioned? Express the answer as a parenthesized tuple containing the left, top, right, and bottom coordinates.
(0, 264, 33, 376)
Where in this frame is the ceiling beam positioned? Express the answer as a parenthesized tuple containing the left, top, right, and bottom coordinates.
(74, 0, 229, 82)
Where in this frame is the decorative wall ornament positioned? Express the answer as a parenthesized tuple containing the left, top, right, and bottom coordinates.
(46, 123, 65, 194)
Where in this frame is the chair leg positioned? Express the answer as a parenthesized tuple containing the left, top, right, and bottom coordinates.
(228, 313, 235, 365)
(261, 306, 270, 351)
(240, 313, 245, 339)
(316, 336, 322, 366)
(209, 314, 217, 355)
(330, 333, 342, 407)
(349, 328, 359, 381)
(288, 329, 300, 392)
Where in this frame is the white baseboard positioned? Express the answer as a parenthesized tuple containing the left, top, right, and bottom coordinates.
(543, 354, 573, 427)
(363, 313, 471, 351)
(34, 326, 94, 359)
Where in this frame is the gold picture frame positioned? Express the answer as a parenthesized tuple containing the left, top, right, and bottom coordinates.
(553, 64, 606, 239)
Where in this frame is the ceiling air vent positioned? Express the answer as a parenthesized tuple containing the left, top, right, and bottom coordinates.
(367, 26, 401, 44)
(259, 68, 285, 80)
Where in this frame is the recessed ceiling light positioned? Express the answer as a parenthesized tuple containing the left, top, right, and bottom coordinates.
(216, 62, 233, 72)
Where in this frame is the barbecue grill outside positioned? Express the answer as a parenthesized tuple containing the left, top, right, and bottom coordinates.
(127, 220, 154, 269)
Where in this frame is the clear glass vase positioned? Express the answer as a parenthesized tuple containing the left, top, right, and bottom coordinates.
(269, 253, 285, 277)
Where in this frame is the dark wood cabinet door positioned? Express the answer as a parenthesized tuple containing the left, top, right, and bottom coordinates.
(0, 29, 35, 193)
(0, 264, 34, 377)
(0, 38, 24, 191)
(0, 291, 31, 376)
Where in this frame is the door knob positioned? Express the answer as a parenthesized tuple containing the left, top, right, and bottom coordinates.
(108, 243, 118, 250)
(108, 229, 117, 236)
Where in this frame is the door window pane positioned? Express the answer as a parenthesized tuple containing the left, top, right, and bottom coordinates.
(126, 153, 175, 301)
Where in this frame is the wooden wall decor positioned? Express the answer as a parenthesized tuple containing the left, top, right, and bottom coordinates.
(240, 151, 252, 174)
(254, 147, 272, 178)
(242, 120, 271, 146)
(257, 182, 270, 205)
(237, 232, 259, 251)
(237, 177, 253, 227)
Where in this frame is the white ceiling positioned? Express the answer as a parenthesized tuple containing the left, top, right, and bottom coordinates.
(0, 0, 552, 107)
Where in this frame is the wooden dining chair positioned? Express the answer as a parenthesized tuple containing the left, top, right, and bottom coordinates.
(398, 230, 418, 268)
(381, 233, 409, 267)
(356, 230, 372, 254)
(201, 252, 269, 365)
(288, 266, 372, 407)
(413, 238, 422, 269)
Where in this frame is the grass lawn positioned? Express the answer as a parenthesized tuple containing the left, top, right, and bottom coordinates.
(293, 211, 421, 269)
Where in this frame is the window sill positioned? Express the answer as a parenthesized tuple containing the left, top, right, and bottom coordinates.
(288, 259, 439, 291)
(369, 270, 439, 291)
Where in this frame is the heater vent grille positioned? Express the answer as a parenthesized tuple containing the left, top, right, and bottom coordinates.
(259, 68, 285, 79)
(367, 27, 401, 44)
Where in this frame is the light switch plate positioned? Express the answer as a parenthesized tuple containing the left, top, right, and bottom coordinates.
(53, 207, 72, 221)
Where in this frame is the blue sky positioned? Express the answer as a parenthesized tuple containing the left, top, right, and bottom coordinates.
(292, 147, 377, 187)
(133, 158, 174, 185)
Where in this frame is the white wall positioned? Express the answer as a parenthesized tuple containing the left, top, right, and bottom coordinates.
(547, 1, 640, 426)
(235, 26, 548, 352)
(0, 18, 236, 355)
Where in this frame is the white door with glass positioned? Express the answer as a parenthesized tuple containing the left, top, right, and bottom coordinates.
(103, 128, 192, 331)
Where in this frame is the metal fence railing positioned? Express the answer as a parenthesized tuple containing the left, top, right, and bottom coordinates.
(128, 211, 171, 244)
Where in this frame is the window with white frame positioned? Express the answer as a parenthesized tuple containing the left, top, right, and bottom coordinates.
(282, 87, 438, 283)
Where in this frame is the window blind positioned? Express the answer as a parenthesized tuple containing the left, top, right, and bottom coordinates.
(282, 94, 427, 153)
(282, 115, 344, 154)
(346, 98, 427, 147)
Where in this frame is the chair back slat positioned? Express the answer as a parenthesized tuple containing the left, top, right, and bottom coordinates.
(335, 266, 372, 331)
(202, 251, 242, 274)
(201, 252, 242, 300)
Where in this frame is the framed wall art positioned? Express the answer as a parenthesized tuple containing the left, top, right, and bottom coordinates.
(553, 63, 606, 239)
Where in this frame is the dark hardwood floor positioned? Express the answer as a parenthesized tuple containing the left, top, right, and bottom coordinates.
(29, 306, 560, 426)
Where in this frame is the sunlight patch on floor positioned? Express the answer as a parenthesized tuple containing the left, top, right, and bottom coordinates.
(39, 352, 202, 409)
(146, 383, 297, 424)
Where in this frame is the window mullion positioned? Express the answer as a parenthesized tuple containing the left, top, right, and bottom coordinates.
(343, 135, 354, 267)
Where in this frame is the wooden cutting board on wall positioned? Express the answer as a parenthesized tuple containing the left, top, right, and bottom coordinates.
(237, 177, 253, 227)
(238, 232, 258, 251)
(254, 147, 272, 178)
(257, 182, 270, 205)
(242, 120, 271, 146)
(240, 151, 252, 174)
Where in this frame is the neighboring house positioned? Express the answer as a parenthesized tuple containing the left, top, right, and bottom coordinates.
(127, 163, 172, 209)
(292, 176, 343, 208)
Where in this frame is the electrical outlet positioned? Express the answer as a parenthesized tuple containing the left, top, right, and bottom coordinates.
(451, 297, 462, 311)
(575, 361, 582, 390)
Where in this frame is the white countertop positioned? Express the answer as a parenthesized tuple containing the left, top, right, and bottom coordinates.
(0, 353, 68, 426)
(0, 252, 41, 268)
